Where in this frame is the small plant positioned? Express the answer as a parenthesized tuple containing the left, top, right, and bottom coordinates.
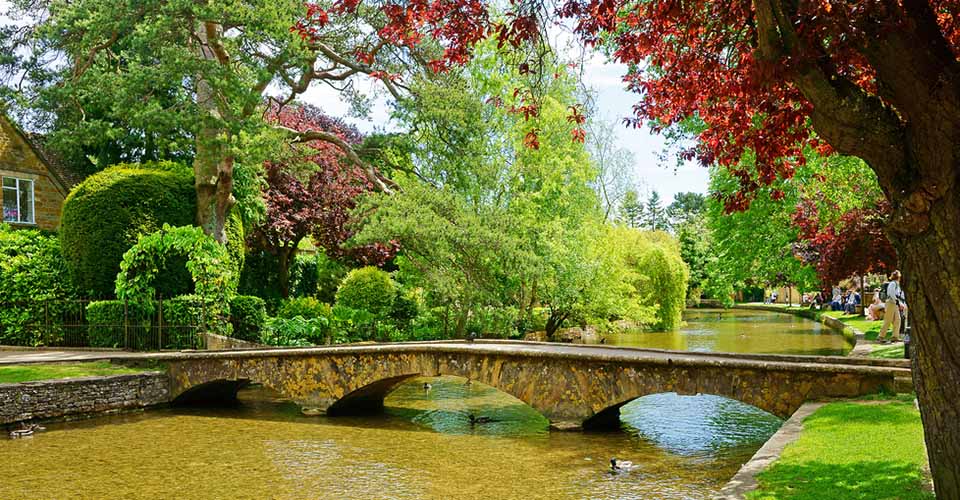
(277, 296, 331, 320)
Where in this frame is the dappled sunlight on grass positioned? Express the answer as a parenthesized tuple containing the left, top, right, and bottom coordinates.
(749, 402, 932, 500)
(0, 362, 148, 384)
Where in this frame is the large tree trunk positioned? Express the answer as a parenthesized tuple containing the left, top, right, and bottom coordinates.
(898, 189, 960, 496)
(194, 21, 235, 244)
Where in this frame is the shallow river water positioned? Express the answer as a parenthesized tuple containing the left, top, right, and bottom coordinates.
(0, 309, 843, 499)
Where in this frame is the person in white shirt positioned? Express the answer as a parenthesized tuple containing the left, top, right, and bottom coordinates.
(878, 270, 905, 343)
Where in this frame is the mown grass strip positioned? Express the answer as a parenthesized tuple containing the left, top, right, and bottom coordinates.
(0, 362, 148, 384)
(748, 401, 932, 500)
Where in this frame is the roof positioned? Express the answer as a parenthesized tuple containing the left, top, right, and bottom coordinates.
(0, 109, 87, 194)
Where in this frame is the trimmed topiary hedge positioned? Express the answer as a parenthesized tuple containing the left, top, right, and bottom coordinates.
(229, 295, 266, 342)
(60, 161, 196, 296)
(60, 161, 245, 297)
(335, 266, 396, 319)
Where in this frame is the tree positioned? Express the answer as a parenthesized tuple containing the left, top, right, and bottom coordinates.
(667, 192, 706, 230)
(2, 0, 406, 243)
(619, 189, 644, 228)
(248, 104, 394, 297)
(644, 190, 667, 231)
(586, 116, 635, 220)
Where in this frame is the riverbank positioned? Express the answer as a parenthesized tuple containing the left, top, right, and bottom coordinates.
(746, 398, 932, 500)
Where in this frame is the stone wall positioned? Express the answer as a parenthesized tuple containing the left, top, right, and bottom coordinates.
(0, 372, 170, 425)
(202, 332, 264, 350)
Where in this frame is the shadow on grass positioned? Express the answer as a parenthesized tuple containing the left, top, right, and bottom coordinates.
(749, 460, 933, 500)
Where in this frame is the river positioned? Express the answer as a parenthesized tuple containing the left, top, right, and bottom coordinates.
(0, 309, 843, 499)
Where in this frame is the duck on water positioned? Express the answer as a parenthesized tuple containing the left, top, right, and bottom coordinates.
(9, 423, 45, 439)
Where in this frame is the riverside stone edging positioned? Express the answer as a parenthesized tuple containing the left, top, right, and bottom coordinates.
(0, 372, 170, 425)
(715, 402, 825, 499)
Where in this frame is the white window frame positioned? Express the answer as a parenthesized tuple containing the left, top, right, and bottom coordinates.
(2, 176, 36, 225)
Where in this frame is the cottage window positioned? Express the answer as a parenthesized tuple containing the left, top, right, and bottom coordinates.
(2, 176, 34, 224)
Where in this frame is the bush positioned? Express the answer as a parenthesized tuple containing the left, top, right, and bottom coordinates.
(85, 300, 152, 348)
(115, 225, 236, 326)
(335, 266, 396, 319)
(0, 224, 77, 345)
(261, 316, 325, 347)
(60, 162, 196, 296)
(277, 296, 331, 320)
(60, 161, 244, 297)
(230, 295, 267, 342)
(289, 253, 320, 298)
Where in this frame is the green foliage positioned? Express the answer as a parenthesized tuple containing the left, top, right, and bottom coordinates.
(335, 266, 397, 319)
(85, 300, 151, 348)
(115, 224, 236, 303)
(60, 162, 196, 296)
(229, 295, 267, 342)
(238, 251, 345, 306)
(0, 224, 77, 345)
(277, 296, 331, 320)
(261, 316, 325, 347)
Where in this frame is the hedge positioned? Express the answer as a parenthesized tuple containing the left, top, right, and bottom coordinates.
(230, 295, 266, 342)
(335, 266, 396, 319)
(60, 162, 196, 296)
(0, 224, 77, 346)
(60, 161, 244, 297)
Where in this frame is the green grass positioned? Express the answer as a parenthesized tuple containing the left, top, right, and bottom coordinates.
(868, 343, 909, 359)
(819, 310, 883, 341)
(0, 362, 149, 384)
(748, 401, 932, 500)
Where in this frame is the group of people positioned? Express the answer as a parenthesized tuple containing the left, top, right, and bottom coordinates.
(805, 271, 908, 344)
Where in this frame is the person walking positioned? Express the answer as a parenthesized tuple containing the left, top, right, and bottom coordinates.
(878, 271, 905, 343)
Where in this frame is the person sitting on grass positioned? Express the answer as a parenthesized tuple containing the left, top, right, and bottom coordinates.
(866, 293, 885, 321)
(844, 290, 861, 314)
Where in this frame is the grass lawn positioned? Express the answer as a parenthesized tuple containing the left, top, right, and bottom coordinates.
(819, 310, 883, 341)
(869, 343, 909, 359)
(748, 401, 932, 500)
(0, 362, 149, 384)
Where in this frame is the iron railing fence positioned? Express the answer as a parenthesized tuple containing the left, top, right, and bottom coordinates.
(0, 297, 208, 351)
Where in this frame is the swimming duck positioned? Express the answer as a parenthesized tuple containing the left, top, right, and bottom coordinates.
(9, 424, 42, 439)
(422, 382, 432, 391)
(467, 414, 495, 425)
(609, 458, 636, 472)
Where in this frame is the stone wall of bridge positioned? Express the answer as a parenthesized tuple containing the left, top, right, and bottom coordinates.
(163, 344, 906, 430)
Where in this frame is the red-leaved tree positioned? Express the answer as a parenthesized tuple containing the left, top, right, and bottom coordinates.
(792, 200, 898, 287)
(250, 104, 396, 297)
(298, 1, 959, 489)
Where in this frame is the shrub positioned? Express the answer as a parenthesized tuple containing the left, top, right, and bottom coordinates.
(277, 296, 331, 320)
(85, 300, 152, 348)
(335, 266, 396, 319)
(60, 161, 196, 296)
(60, 161, 243, 297)
(230, 295, 266, 342)
(115, 224, 236, 305)
(0, 224, 77, 345)
(261, 316, 325, 347)
(289, 253, 319, 298)
(238, 250, 284, 307)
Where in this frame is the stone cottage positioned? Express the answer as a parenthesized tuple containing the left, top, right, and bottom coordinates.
(0, 112, 84, 231)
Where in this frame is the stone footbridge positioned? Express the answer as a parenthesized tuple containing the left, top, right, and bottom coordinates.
(149, 340, 910, 430)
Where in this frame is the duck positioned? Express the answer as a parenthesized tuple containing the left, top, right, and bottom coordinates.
(609, 458, 636, 473)
(467, 332, 478, 343)
(467, 414, 496, 425)
(422, 382, 432, 391)
(9, 424, 43, 439)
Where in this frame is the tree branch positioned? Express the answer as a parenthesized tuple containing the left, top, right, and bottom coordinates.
(273, 125, 397, 193)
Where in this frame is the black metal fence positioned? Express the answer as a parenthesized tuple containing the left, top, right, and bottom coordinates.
(0, 297, 207, 351)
